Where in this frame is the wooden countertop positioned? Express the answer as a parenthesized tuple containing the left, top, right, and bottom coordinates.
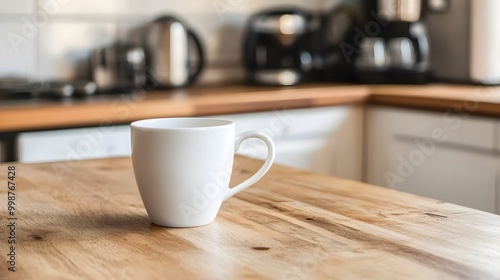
(369, 84, 500, 116)
(1, 156, 499, 279)
(0, 85, 369, 132)
(2, 84, 500, 133)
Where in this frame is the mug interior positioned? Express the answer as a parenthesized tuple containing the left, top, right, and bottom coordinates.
(131, 118, 233, 130)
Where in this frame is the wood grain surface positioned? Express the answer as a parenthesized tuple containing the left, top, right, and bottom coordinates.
(1, 156, 500, 279)
(3, 83, 500, 133)
(369, 84, 500, 117)
(0, 85, 369, 132)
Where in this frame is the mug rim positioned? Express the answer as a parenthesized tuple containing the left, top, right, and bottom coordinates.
(131, 117, 234, 131)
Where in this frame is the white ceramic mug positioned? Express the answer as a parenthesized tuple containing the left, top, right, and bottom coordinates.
(131, 118, 275, 227)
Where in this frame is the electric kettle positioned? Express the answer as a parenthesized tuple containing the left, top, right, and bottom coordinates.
(144, 16, 204, 88)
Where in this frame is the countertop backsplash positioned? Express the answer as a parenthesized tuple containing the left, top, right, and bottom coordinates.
(0, 0, 341, 85)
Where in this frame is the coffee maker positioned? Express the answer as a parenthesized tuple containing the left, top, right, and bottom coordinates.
(356, 0, 430, 84)
(242, 9, 316, 86)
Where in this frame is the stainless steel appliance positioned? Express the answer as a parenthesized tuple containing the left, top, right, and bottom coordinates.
(90, 43, 146, 92)
(0, 77, 33, 100)
(0, 78, 96, 100)
(378, 0, 423, 22)
(243, 9, 317, 86)
(143, 16, 204, 88)
(424, 0, 500, 84)
(38, 81, 97, 98)
(355, 37, 391, 83)
(356, 0, 429, 84)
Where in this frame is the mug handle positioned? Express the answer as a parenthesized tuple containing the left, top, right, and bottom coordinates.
(224, 131, 276, 201)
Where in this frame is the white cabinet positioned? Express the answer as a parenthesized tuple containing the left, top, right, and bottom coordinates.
(17, 126, 131, 163)
(212, 105, 363, 180)
(366, 106, 500, 214)
(386, 139, 497, 213)
(16, 106, 363, 181)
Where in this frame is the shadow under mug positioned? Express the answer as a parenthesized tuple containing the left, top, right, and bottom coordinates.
(131, 118, 275, 227)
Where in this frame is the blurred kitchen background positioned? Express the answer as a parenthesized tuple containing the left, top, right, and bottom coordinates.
(0, 0, 346, 85)
(2, 0, 498, 93)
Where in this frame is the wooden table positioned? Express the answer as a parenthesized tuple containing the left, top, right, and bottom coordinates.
(1, 156, 500, 279)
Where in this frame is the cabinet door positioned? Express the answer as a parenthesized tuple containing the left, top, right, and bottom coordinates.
(387, 139, 498, 213)
(366, 106, 499, 214)
(213, 105, 363, 180)
(238, 137, 340, 176)
(17, 126, 131, 163)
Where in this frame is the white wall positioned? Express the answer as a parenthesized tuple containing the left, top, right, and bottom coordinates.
(0, 0, 332, 84)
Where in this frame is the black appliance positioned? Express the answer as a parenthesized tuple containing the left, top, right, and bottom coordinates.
(314, 3, 363, 82)
(356, 0, 430, 84)
(243, 9, 317, 86)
